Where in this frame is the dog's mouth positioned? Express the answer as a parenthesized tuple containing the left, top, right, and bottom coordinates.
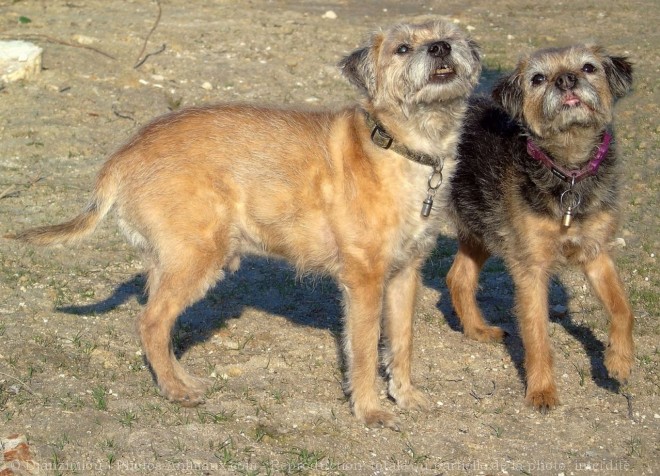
(430, 64, 456, 83)
(561, 92, 582, 108)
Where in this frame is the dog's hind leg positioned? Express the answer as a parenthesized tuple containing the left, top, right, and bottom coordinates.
(583, 252, 635, 382)
(383, 260, 430, 412)
(447, 241, 505, 342)
(139, 242, 228, 407)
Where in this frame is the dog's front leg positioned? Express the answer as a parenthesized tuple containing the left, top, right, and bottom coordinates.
(383, 261, 430, 412)
(583, 252, 635, 382)
(510, 262, 558, 412)
(341, 267, 399, 430)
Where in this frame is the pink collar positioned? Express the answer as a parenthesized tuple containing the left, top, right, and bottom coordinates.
(526, 131, 612, 184)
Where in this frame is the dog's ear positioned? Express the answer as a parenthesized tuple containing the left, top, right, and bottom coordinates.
(467, 39, 481, 64)
(338, 33, 383, 97)
(492, 71, 524, 119)
(603, 55, 633, 98)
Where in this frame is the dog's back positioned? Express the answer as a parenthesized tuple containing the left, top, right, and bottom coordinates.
(448, 96, 521, 250)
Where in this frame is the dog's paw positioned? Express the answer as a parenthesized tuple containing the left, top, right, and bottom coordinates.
(525, 387, 559, 413)
(465, 325, 506, 343)
(362, 408, 401, 431)
(392, 387, 431, 412)
(354, 403, 401, 431)
(161, 380, 206, 407)
(604, 347, 633, 383)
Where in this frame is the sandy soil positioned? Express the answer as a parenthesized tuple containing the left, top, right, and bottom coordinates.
(0, 1, 658, 475)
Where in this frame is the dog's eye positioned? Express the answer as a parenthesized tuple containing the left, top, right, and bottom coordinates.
(395, 44, 411, 55)
(582, 63, 597, 74)
(531, 73, 546, 86)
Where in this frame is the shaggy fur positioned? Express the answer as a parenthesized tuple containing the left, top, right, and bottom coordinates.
(446, 44, 634, 411)
(8, 20, 481, 429)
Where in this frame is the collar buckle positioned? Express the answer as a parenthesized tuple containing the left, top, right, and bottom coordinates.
(370, 125, 393, 149)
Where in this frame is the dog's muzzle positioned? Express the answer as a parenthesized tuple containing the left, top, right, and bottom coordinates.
(427, 41, 456, 82)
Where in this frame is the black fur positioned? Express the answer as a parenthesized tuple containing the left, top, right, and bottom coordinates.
(448, 95, 621, 255)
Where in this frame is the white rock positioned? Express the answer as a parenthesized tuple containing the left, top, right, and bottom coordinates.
(0, 40, 42, 83)
(201, 81, 213, 90)
(322, 10, 337, 20)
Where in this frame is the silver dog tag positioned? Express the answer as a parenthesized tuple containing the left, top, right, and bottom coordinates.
(562, 206, 573, 227)
(421, 195, 433, 217)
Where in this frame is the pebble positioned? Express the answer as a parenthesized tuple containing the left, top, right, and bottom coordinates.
(72, 34, 98, 45)
(321, 10, 337, 20)
(612, 237, 626, 248)
(201, 81, 213, 91)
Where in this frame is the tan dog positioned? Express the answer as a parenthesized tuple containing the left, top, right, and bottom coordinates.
(446, 45, 634, 410)
(8, 20, 481, 428)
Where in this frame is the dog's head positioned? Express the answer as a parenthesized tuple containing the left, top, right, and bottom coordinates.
(339, 20, 482, 114)
(493, 44, 633, 137)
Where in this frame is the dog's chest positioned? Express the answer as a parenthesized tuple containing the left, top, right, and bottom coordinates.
(389, 166, 451, 267)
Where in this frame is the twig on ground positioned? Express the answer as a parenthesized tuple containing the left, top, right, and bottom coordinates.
(622, 391, 635, 420)
(470, 380, 496, 401)
(0, 185, 17, 200)
(112, 105, 135, 121)
(0, 174, 44, 200)
(0, 33, 115, 60)
(0, 371, 39, 397)
(134, 0, 163, 68)
(134, 43, 166, 69)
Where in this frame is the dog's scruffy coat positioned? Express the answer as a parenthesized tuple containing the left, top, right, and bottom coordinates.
(9, 20, 481, 428)
(446, 44, 634, 410)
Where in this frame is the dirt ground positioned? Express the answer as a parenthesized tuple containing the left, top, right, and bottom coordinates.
(0, 0, 658, 475)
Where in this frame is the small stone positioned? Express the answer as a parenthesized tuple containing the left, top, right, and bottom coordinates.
(72, 34, 98, 45)
(224, 340, 240, 350)
(611, 237, 626, 248)
(201, 81, 213, 91)
(321, 10, 337, 20)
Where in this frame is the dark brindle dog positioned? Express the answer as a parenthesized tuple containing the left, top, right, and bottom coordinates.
(446, 44, 634, 410)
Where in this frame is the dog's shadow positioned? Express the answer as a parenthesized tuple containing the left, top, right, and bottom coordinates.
(59, 234, 618, 395)
(58, 255, 344, 356)
(424, 236, 620, 394)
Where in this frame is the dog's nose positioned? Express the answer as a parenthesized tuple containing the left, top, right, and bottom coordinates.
(428, 41, 451, 58)
(555, 73, 577, 91)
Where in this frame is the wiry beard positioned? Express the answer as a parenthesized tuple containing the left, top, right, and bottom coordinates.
(541, 86, 610, 132)
(376, 42, 480, 110)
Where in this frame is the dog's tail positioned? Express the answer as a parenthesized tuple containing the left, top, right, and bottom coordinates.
(6, 164, 120, 246)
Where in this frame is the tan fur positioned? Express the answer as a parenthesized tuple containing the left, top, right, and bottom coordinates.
(8, 20, 481, 429)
